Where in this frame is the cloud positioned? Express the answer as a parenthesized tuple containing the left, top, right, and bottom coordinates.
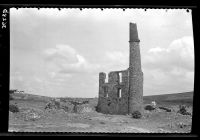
(93, 51, 129, 73)
(44, 44, 78, 64)
(144, 36, 194, 72)
(44, 44, 100, 74)
(143, 36, 194, 94)
(105, 51, 128, 65)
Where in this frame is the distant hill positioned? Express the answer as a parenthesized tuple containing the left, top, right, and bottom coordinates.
(11, 92, 52, 103)
(10, 91, 193, 107)
(143, 91, 193, 106)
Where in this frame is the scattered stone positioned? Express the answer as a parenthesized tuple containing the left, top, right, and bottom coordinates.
(45, 99, 74, 112)
(151, 101, 156, 107)
(79, 106, 93, 113)
(158, 106, 171, 112)
(69, 100, 92, 113)
(176, 122, 190, 129)
(21, 108, 44, 121)
(44, 98, 94, 114)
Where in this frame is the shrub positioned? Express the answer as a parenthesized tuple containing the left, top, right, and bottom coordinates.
(178, 105, 191, 115)
(144, 105, 155, 111)
(131, 111, 142, 119)
(9, 104, 19, 113)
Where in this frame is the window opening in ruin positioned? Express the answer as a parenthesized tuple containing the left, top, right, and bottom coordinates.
(119, 73, 122, 83)
(106, 94, 109, 98)
(118, 88, 122, 98)
(105, 75, 108, 83)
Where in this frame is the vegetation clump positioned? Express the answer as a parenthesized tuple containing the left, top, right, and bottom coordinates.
(178, 105, 191, 115)
(9, 104, 19, 113)
(131, 111, 142, 119)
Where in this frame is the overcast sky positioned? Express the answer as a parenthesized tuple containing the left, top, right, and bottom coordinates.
(10, 8, 194, 97)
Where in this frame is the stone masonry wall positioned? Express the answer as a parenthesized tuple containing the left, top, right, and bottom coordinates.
(97, 23, 143, 115)
(128, 41, 143, 114)
(97, 70, 129, 114)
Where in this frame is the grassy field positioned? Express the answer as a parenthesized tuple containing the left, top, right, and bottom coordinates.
(143, 91, 193, 106)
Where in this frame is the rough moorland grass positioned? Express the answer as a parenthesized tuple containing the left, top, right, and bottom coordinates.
(9, 104, 19, 113)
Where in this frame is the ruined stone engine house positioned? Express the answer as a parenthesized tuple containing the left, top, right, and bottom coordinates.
(97, 23, 143, 115)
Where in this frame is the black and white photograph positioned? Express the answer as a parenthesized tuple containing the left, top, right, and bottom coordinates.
(9, 8, 194, 133)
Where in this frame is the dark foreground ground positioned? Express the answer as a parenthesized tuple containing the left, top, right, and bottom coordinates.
(9, 92, 193, 133)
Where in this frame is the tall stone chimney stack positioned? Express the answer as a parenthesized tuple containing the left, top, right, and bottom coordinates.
(128, 23, 143, 114)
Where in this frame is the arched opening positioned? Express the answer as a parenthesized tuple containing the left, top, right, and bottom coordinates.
(118, 88, 122, 98)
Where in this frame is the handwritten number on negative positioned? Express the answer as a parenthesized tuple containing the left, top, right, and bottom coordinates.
(2, 9, 8, 29)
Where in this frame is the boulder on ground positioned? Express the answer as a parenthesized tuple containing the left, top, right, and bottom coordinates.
(144, 104, 156, 111)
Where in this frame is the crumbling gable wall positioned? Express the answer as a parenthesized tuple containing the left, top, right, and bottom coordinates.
(97, 70, 129, 114)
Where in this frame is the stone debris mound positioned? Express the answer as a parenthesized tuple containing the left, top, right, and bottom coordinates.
(78, 106, 94, 113)
(45, 99, 74, 112)
(44, 98, 94, 113)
